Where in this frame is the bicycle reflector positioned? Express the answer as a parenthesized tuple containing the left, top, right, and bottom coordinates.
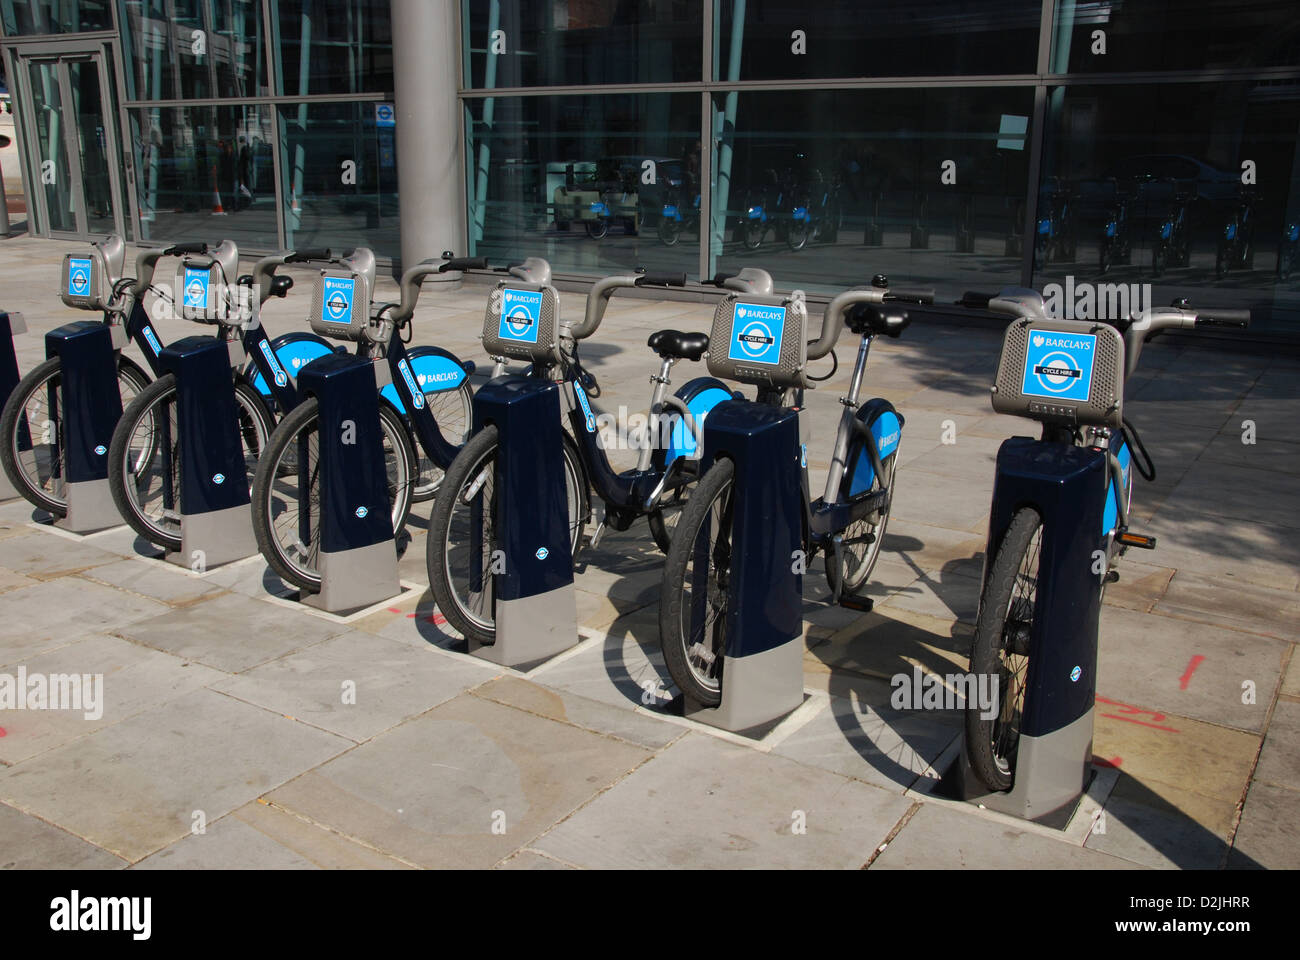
(992, 317, 1126, 430)
(707, 292, 809, 390)
(309, 269, 371, 340)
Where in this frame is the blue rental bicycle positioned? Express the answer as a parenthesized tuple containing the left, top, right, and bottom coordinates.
(426, 265, 775, 646)
(249, 249, 485, 591)
(656, 275, 933, 705)
(1, 236, 216, 517)
(954, 287, 1249, 791)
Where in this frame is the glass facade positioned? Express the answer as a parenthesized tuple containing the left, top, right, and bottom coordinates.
(2, 0, 1299, 333)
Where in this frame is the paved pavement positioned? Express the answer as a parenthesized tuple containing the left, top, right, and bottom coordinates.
(0, 235, 1296, 870)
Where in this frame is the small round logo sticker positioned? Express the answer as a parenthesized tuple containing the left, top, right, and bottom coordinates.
(355, 506, 369, 519)
(212, 473, 225, 485)
(1070, 665, 1082, 682)
(535, 547, 548, 560)
(93, 444, 106, 456)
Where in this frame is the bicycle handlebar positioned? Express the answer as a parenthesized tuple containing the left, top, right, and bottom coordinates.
(807, 282, 933, 360)
(166, 242, 208, 256)
(285, 248, 332, 263)
(389, 252, 485, 323)
(1195, 309, 1250, 327)
(635, 272, 686, 288)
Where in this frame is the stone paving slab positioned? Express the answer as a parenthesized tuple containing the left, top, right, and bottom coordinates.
(0, 800, 126, 870)
(870, 802, 1144, 870)
(1083, 776, 1238, 870)
(133, 800, 412, 870)
(1226, 779, 1300, 870)
(1253, 699, 1300, 792)
(264, 693, 650, 869)
(534, 733, 914, 869)
(0, 688, 350, 862)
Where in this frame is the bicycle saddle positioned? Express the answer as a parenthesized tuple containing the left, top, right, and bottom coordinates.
(846, 304, 910, 338)
(647, 329, 709, 361)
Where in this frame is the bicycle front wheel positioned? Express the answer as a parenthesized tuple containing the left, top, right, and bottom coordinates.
(1, 355, 150, 517)
(411, 381, 473, 503)
(251, 398, 415, 591)
(965, 507, 1044, 792)
(658, 457, 736, 706)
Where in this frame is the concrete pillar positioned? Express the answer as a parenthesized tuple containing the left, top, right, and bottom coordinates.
(392, 0, 466, 268)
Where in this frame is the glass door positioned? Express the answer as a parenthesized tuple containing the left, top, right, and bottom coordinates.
(15, 48, 126, 238)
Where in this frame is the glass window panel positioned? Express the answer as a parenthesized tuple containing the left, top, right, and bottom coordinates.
(67, 59, 117, 234)
(465, 92, 702, 278)
(462, 0, 703, 88)
(709, 88, 1035, 298)
(129, 103, 278, 247)
(271, 0, 393, 96)
(1036, 83, 1300, 334)
(27, 61, 77, 232)
(1051, 0, 1300, 74)
(714, 0, 1043, 81)
(277, 101, 399, 258)
(119, 0, 269, 102)
(1, 0, 113, 35)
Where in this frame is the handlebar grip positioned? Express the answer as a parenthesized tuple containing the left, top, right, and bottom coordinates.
(707, 271, 738, 286)
(957, 291, 996, 309)
(166, 242, 208, 256)
(885, 287, 935, 305)
(285, 248, 332, 263)
(635, 272, 687, 288)
(1196, 309, 1250, 328)
(440, 257, 488, 272)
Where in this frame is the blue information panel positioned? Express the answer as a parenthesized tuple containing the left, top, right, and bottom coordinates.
(67, 258, 92, 297)
(321, 277, 356, 325)
(499, 288, 544, 344)
(183, 267, 210, 310)
(728, 301, 785, 366)
(1021, 330, 1097, 403)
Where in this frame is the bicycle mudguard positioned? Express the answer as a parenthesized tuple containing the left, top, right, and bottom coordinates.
(381, 345, 473, 416)
(247, 332, 335, 397)
(659, 376, 738, 470)
(841, 398, 903, 499)
(1102, 435, 1132, 538)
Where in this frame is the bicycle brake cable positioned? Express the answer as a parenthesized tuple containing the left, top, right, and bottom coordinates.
(1121, 416, 1156, 482)
(805, 343, 838, 382)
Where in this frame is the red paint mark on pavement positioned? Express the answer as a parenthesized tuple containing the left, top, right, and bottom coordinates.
(1095, 694, 1181, 733)
(1179, 654, 1206, 690)
(387, 607, 403, 614)
(1093, 756, 1122, 769)
(0, 727, 6, 737)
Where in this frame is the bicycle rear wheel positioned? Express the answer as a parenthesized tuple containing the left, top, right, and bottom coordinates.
(1, 355, 150, 517)
(251, 398, 415, 591)
(965, 507, 1044, 792)
(658, 458, 736, 706)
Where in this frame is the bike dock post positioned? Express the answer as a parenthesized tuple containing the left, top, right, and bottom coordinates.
(296, 353, 401, 615)
(156, 335, 257, 568)
(959, 438, 1108, 824)
(0, 310, 26, 501)
(44, 321, 124, 532)
(469, 375, 578, 669)
(684, 400, 805, 734)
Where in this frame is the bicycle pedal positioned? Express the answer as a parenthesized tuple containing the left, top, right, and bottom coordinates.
(588, 520, 606, 549)
(1118, 531, 1157, 550)
(839, 592, 874, 612)
(1104, 569, 1120, 584)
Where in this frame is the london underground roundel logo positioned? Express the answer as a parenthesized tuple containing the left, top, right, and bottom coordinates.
(326, 290, 349, 320)
(505, 304, 533, 337)
(186, 278, 205, 302)
(70, 270, 88, 293)
(1032, 350, 1082, 394)
(736, 318, 775, 359)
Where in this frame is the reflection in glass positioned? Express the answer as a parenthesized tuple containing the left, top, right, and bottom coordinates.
(1051, 0, 1300, 74)
(714, 0, 1041, 81)
(709, 88, 1035, 298)
(277, 102, 398, 258)
(27, 61, 77, 233)
(270, 0, 393, 96)
(119, 0, 269, 102)
(67, 60, 116, 234)
(1036, 84, 1300, 332)
(465, 93, 702, 277)
(129, 104, 278, 247)
(462, 0, 703, 88)
(0, 0, 112, 35)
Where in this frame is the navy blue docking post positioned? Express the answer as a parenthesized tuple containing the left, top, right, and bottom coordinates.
(157, 335, 257, 567)
(1, 310, 26, 501)
(297, 353, 400, 613)
(961, 436, 1108, 823)
(688, 399, 805, 732)
(471, 375, 577, 668)
(45, 321, 123, 531)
